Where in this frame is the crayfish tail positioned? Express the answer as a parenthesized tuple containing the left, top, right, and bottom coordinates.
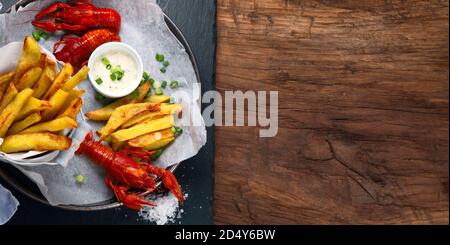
(75, 131, 93, 155)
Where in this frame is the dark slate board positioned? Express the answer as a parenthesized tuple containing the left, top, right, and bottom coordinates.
(0, 0, 216, 225)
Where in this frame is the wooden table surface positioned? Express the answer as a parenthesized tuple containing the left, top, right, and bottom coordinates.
(214, 0, 449, 224)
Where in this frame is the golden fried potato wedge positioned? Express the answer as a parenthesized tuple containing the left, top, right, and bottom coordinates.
(127, 129, 175, 150)
(65, 89, 85, 103)
(41, 89, 68, 121)
(0, 72, 15, 85)
(146, 95, 171, 104)
(121, 104, 182, 129)
(16, 67, 43, 91)
(85, 82, 151, 121)
(0, 88, 33, 138)
(37, 53, 47, 68)
(20, 117, 77, 134)
(0, 83, 19, 112)
(15, 97, 51, 122)
(0, 132, 71, 153)
(62, 66, 89, 91)
(43, 63, 73, 100)
(59, 89, 85, 113)
(7, 113, 41, 136)
(97, 103, 160, 141)
(57, 97, 83, 119)
(32, 63, 57, 99)
(12, 37, 41, 85)
(110, 115, 174, 143)
(0, 72, 15, 102)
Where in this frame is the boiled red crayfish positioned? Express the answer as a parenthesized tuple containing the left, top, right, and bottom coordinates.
(32, 0, 121, 33)
(76, 132, 184, 211)
(53, 28, 120, 68)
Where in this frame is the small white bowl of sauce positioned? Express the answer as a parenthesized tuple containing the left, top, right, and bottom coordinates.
(88, 42, 143, 98)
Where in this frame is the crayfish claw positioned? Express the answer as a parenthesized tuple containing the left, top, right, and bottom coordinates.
(35, 2, 71, 19)
(161, 171, 185, 204)
(106, 177, 155, 211)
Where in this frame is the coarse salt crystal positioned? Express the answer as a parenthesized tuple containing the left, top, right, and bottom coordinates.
(138, 193, 188, 225)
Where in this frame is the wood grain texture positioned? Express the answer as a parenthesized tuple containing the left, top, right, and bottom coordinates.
(215, 0, 449, 224)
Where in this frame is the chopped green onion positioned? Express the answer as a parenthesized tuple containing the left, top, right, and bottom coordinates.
(101, 57, 110, 66)
(155, 53, 165, 62)
(75, 175, 85, 184)
(170, 80, 179, 89)
(110, 73, 117, 81)
(32, 31, 41, 41)
(143, 72, 150, 81)
(75, 175, 85, 183)
(111, 65, 123, 74)
(117, 73, 124, 81)
(161, 81, 167, 89)
(149, 78, 155, 87)
(152, 149, 164, 160)
(175, 127, 183, 135)
(171, 127, 183, 136)
(106, 64, 112, 70)
(39, 30, 49, 40)
(95, 92, 106, 101)
(95, 78, 103, 85)
(154, 87, 163, 95)
(163, 61, 170, 67)
(160, 67, 167, 73)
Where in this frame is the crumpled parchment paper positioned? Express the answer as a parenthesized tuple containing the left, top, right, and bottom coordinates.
(0, 0, 206, 206)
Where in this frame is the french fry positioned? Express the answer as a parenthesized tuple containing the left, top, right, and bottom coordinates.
(0, 72, 16, 105)
(0, 133, 71, 153)
(0, 88, 33, 138)
(32, 62, 56, 99)
(0, 83, 18, 111)
(59, 89, 85, 113)
(20, 117, 77, 134)
(62, 66, 89, 91)
(0, 83, 19, 112)
(0, 72, 15, 84)
(97, 103, 160, 141)
(12, 37, 41, 85)
(85, 82, 151, 121)
(57, 97, 83, 119)
(7, 113, 42, 135)
(37, 53, 47, 68)
(15, 97, 50, 119)
(121, 104, 182, 129)
(41, 89, 68, 121)
(127, 128, 175, 150)
(43, 63, 73, 100)
(16, 67, 43, 91)
(110, 115, 174, 143)
(15, 97, 51, 122)
(146, 95, 171, 104)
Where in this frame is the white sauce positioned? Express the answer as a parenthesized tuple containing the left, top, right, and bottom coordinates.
(92, 50, 138, 95)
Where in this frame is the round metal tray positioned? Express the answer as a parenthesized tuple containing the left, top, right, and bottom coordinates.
(0, 1, 200, 211)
